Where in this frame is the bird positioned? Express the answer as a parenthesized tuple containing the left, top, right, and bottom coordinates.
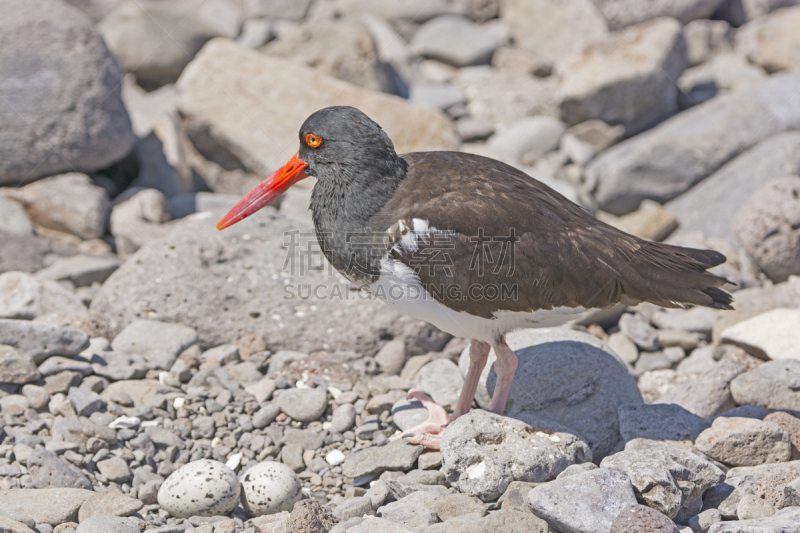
(217, 106, 733, 448)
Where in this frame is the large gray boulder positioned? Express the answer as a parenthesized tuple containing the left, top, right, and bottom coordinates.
(593, 0, 725, 30)
(440, 409, 592, 501)
(558, 17, 688, 134)
(458, 328, 643, 460)
(666, 132, 800, 249)
(0, 0, 134, 185)
(90, 209, 451, 355)
(175, 39, 458, 178)
(587, 72, 800, 215)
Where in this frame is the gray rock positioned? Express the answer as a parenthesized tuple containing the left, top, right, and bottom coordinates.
(0, 319, 89, 364)
(0, 488, 94, 525)
(593, 0, 724, 29)
(424, 509, 548, 533)
(733, 177, 800, 282)
(346, 517, 416, 533)
(601, 440, 725, 521)
(35, 255, 121, 288)
(377, 491, 440, 530)
(67, 388, 106, 417)
(413, 358, 464, 408)
(688, 508, 722, 533)
(730, 360, 800, 416)
(110, 319, 197, 370)
(392, 398, 431, 432)
(667, 133, 800, 251)
(0, 231, 77, 275)
(27, 450, 93, 490)
(6, 173, 111, 240)
(168, 192, 241, 220)
(0, 345, 40, 384)
(90, 351, 148, 381)
(331, 403, 356, 433)
(96, 457, 132, 483)
(263, 13, 396, 94)
(240, 0, 311, 20)
(610, 504, 680, 533)
(38, 357, 93, 377)
(21, 384, 50, 411)
(588, 72, 800, 215)
(98, 0, 240, 85)
(652, 307, 719, 335)
(110, 189, 173, 257)
(736, 493, 775, 520)
(175, 39, 455, 179)
(76, 515, 139, 533)
(657, 359, 747, 418)
(785, 478, 800, 507)
(685, 19, 734, 66)
(0, 515, 35, 533)
(342, 439, 422, 478)
(0, 272, 87, 321)
(236, 18, 273, 49)
(695, 417, 792, 466)
(78, 486, 143, 521)
(454, 67, 559, 127)
(441, 409, 592, 501)
(735, 5, 800, 73)
(410, 16, 498, 67)
(92, 209, 450, 356)
(501, 0, 608, 63)
(558, 17, 688, 134)
(287, 499, 339, 533)
(459, 328, 643, 459)
(618, 403, 711, 446)
(374, 340, 406, 376)
(0, 0, 134, 185)
(252, 403, 281, 430)
(409, 84, 467, 112)
(278, 387, 328, 422)
(708, 507, 800, 532)
(486, 116, 565, 163)
(528, 468, 637, 533)
(455, 117, 495, 143)
(619, 312, 659, 351)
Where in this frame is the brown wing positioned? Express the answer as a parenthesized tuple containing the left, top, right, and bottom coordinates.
(371, 151, 732, 318)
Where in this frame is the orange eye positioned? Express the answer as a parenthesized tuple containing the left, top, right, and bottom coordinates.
(306, 134, 322, 148)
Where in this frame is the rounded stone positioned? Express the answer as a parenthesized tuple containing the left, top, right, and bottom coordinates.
(240, 461, 302, 517)
(459, 328, 643, 460)
(157, 460, 239, 518)
(277, 387, 328, 422)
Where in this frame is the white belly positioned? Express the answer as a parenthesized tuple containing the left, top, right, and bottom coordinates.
(370, 256, 588, 345)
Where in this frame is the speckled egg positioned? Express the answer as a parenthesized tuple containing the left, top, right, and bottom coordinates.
(240, 461, 302, 516)
(157, 459, 240, 518)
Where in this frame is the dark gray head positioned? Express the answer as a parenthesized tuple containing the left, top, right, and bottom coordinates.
(298, 106, 407, 182)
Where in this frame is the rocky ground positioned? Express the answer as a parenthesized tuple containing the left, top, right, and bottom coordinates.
(2, 0, 800, 532)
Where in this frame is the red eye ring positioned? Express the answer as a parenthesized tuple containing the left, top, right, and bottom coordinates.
(306, 134, 322, 148)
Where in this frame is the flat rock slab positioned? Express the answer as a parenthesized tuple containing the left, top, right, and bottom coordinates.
(342, 439, 422, 478)
(588, 72, 800, 215)
(528, 468, 637, 533)
(601, 440, 725, 521)
(0, 319, 89, 364)
(441, 409, 592, 501)
(111, 319, 198, 370)
(91, 209, 450, 356)
(459, 328, 643, 460)
(78, 487, 144, 522)
(426, 509, 548, 533)
(0, 488, 94, 525)
(175, 39, 457, 177)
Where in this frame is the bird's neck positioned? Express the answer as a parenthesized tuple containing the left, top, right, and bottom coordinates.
(310, 158, 407, 281)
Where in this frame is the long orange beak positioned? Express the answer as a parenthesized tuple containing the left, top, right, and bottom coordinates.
(216, 152, 308, 230)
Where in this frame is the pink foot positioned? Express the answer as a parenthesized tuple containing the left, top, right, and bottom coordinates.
(391, 390, 454, 450)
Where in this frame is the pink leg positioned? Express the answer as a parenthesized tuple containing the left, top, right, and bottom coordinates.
(452, 339, 490, 419)
(488, 339, 518, 415)
(393, 390, 452, 449)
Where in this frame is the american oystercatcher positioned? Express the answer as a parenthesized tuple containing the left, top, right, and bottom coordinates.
(217, 106, 733, 447)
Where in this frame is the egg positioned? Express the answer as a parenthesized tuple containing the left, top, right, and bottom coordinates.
(240, 461, 303, 516)
(157, 459, 240, 518)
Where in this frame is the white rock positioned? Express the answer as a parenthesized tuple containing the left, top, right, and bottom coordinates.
(108, 416, 140, 429)
(240, 461, 302, 517)
(226, 453, 242, 471)
(157, 459, 240, 518)
(487, 116, 566, 163)
(720, 308, 800, 361)
(325, 450, 345, 467)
